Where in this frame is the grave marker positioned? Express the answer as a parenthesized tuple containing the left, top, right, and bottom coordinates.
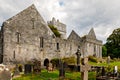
(80, 58, 91, 80)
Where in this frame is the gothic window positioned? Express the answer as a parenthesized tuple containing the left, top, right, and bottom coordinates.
(13, 51, 15, 59)
(57, 43, 59, 50)
(16, 32, 21, 43)
(70, 44, 72, 50)
(40, 37, 44, 48)
(94, 45, 96, 53)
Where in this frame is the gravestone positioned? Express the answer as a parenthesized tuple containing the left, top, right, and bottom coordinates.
(59, 60, 65, 78)
(24, 64, 32, 74)
(114, 66, 118, 77)
(107, 56, 110, 64)
(101, 67, 105, 77)
(14, 64, 20, 76)
(80, 58, 91, 80)
(48, 63, 53, 71)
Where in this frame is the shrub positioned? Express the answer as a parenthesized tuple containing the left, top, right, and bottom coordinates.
(50, 58, 59, 68)
(62, 56, 76, 65)
(18, 64, 23, 72)
(118, 66, 120, 73)
(88, 56, 98, 63)
(105, 65, 114, 73)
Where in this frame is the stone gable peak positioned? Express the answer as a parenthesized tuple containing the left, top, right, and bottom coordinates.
(68, 30, 81, 40)
(87, 28, 96, 39)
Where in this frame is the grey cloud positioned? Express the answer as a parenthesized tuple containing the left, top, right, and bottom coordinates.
(1, 0, 120, 43)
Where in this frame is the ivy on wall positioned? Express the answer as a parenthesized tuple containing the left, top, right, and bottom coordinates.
(48, 25, 61, 37)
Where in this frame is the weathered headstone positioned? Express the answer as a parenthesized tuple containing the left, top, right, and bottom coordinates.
(114, 66, 118, 77)
(101, 67, 105, 77)
(107, 56, 110, 64)
(59, 60, 65, 78)
(24, 64, 32, 74)
(48, 63, 53, 71)
(14, 64, 20, 76)
(80, 58, 91, 80)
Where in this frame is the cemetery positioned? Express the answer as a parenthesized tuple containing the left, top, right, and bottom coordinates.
(10, 57, 120, 80)
(0, 55, 120, 80)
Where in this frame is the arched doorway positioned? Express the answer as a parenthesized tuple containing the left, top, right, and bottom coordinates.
(44, 58, 49, 67)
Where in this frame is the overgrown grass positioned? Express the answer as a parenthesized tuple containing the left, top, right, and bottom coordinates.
(89, 61, 120, 67)
(13, 69, 96, 80)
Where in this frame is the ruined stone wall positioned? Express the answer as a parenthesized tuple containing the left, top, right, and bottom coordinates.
(2, 5, 58, 64)
(0, 30, 2, 63)
(81, 38, 102, 58)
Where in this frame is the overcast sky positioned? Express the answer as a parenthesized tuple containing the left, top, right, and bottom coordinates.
(0, 0, 120, 43)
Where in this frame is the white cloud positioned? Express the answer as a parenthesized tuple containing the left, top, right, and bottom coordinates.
(0, 0, 120, 43)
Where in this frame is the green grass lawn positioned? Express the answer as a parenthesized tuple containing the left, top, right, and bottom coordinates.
(13, 61, 120, 80)
(13, 69, 96, 80)
(89, 61, 120, 67)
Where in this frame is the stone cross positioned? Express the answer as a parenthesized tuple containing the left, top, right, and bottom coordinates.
(80, 58, 91, 80)
(75, 47, 81, 66)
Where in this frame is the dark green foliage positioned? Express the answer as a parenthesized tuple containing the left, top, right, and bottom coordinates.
(48, 25, 61, 37)
(50, 58, 59, 68)
(105, 28, 120, 58)
(105, 65, 114, 73)
(102, 45, 107, 57)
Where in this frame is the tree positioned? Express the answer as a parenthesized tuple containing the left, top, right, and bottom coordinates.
(105, 28, 120, 58)
(102, 45, 107, 57)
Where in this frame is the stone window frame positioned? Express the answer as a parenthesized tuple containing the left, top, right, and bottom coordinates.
(56, 43, 59, 50)
(13, 50, 15, 59)
(40, 37, 44, 48)
(16, 32, 21, 43)
(31, 18, 35, 29)
(94, 44, 96, 53)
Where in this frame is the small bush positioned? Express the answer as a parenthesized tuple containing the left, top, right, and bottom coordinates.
(62, 56, 76, 65)
(118, 66, 120, 73)
(50, 58, 59, 68)
(88, 56, 98, 63)
(18, 64, 23, 72)
(105, 65, 114, 73)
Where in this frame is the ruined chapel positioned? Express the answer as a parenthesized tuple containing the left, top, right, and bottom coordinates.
(0, 4, 102, 65)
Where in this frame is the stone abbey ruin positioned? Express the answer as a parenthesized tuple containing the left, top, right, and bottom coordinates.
(0, 4, 102, 65)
